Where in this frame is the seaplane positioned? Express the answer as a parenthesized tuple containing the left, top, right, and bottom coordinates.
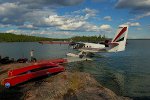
(67, 25, 129, 58)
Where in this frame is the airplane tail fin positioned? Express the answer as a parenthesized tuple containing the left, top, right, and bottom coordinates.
(108, 25, 129, 52)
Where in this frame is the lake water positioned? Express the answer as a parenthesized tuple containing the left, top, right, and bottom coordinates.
(0, 40, 150, 99)
(0, 42, 72, 60)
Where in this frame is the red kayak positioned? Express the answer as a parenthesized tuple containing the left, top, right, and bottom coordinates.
(2, 66, 64, 87)
(8, 62, 58, 77)
(1, 58, 66, 88)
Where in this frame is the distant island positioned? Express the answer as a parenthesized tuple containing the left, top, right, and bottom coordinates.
(0, 33, 106, 42)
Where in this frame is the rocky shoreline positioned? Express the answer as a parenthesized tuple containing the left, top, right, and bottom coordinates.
(0, 63, 132, 100)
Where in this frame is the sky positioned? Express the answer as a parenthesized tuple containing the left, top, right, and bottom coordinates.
(0, 0, 150, 39)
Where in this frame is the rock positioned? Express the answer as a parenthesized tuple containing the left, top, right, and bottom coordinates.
(22, 71, 131, 100)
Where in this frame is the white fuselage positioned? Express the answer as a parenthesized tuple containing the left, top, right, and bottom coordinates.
(79, 43, 106, 52)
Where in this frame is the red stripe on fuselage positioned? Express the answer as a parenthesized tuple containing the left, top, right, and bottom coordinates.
(113, 27, 127, 42)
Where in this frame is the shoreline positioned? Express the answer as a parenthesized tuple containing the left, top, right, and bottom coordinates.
(0, 60, 132, 100)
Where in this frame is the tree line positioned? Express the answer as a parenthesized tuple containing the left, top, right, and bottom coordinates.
(70, 35, 106, 42)
(0, 33, 54, 42)
(0, 33, 106, 42)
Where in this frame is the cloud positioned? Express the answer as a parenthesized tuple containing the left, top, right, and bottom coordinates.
(0, 0, 84, 26)
(30, 30, 75, 38)
(103, 16, 112, 21)
(82, 23, 100, 32)
(18, 24, 39, 30)
(116, 0, 150, 10)
(39, 31, 74, 36)
(83, 8, 98, 18)
(57, 0, 84, 6)
(59, 21, 86, 31)
(0, 24, 10, 28)
(124, 22, 140, 26)
(43, 14, 98, 32)
(92, 0, 105, 2)
(73, 8, 99, 19)
(0, 2, 28, 25)
(23, 10, 56, 27)
(0, 2, 26, 16)
(6, 29, 18, 33)
(23, 8, 102, 32)
(0, 0, 84, 7)
(0, 5, 107, 33)
(41, 14, 112, 32)
(115, 0, 150, 19)
(99, 24, 112, 31)
(5, 29, 25, 35)
(135, 12, 150, 19)
(0, 0, 100, 32)
(0, 0, 112, 37)
(43, 15, 66, 27)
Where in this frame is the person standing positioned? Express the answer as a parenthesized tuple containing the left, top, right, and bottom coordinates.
(30, 50, 36, 62)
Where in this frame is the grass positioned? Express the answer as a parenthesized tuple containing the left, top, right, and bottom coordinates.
(69, 72, 82, 91)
